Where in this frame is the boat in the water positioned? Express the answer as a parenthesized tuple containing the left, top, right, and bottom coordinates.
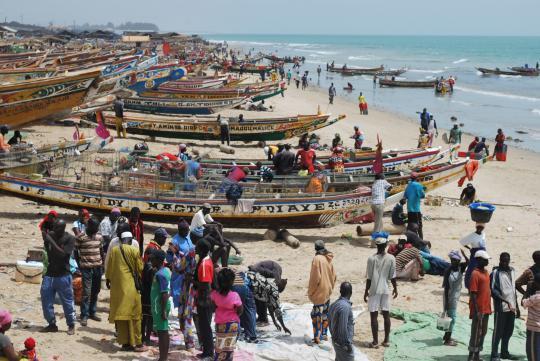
(375, 68, 407, 77)
(379, 79, 436, 88)
(476, 67, 539, 76)
(509, 66, 540, 76)
(0, 68, 101, 128)
(98, 111, 345, 141)
(328, 65, 385, 75)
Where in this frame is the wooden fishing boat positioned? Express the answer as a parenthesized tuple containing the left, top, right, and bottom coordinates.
(328, 65, 384, 75)
(145, 158, 471, 195)
(164, 77, 229, 89)
(99, 111, 345, 141)
(510, 67, 540, 76)
(0, 68, 101, 128)
(123, 96, 247, 115)
(227, 64, 275, 74)
(197, 147, 444, 175)
(0, 170, 397, 229)
(476, 67, 533, 76)
(0, 137, 107, 173)
(379, 79, 436, 88)
(140, 83, 280, 100)
(0, 67, 57, 83)
(375, 68, 407, 77)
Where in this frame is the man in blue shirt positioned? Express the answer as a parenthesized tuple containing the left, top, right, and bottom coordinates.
(404, 172, 425, 239)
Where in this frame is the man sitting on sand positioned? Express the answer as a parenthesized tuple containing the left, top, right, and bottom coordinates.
(395, 244, 424, 281)
(391, 199, 408, 226)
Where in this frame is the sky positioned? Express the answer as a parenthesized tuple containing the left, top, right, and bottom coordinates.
(1, 0, 539, 36)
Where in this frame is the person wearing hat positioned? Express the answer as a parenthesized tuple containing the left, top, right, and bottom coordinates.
(490, 252, 519, 361)
(468, 249, 492, 361)
(40, 219, 77, 335)
(442, 250, 469, 346)
(178, 143, 189, 162)
(167, 218, 197, 351)
(150, 250, 171, 361)
(522, 272, 540, 361)
(308, 240, 337, 344)
(460, 223, 487, 289)
(404, 173, 426, 239)
(104, 223, 138, 274)
(190, 203, 215, 243)
(364, 232, 397, 348)
(99, 207, 122, 254)
(72, 208, 90, 237)
(0, 309, 20, 361)
(143, 227, 169, 263)
(106, 230, 146, 352)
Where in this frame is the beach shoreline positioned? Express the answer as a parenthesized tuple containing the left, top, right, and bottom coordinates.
(1, 68, 539, 361)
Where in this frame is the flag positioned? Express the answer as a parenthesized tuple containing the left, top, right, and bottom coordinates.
(372, 135, 383, 174)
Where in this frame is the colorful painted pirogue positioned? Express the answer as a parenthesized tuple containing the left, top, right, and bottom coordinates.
(0, 68, 101, 128)
(140, 82, 282, 100)
(0, 171, 399, 229)
(98, 111, 345, 141)
(196, 147, 444, 174)
(379, 79, 437, 88)
(0, 137, 107, 172)
(122, 96, 247, 115)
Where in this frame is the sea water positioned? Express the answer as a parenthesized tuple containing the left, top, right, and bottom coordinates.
(207, 34, 540, 152)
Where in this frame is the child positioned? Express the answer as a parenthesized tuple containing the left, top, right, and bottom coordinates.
(20, 337, 38, 361)
(150, 250, 171, 361)
(442, 250, 468, 346)
(211, 268, 243, 361)
(141, 250, 156, 345)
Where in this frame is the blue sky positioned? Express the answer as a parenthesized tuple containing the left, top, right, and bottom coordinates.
(1, 0, 539, 36)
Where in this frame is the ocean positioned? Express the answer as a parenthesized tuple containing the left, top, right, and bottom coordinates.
(207, 34, 540, 152)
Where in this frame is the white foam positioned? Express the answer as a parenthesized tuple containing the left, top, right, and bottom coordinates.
(348, 55, 378, 61)
(532, 109, 540, 116)
(409, 69, 445, 74)
(454, 86, 540, 102)
(453, 58, 468, 64)
(499, 74, 522, 78)
(451, 100, 472, 106)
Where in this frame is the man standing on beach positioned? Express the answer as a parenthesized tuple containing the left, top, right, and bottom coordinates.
(352, 126, 364, 150)
(113, 97, 126, 139)
(296, 143, 317, 174)
(364, 234, 397, 349)
(329, 83, 337, 104)
(308, 240, 337, 344)
(490, 252, 518, 361)
(468, 250, 492, 361)
(329, 282, 355, 361)
(371, 174, 393, 235)
(419, 108, 430, 132)
(40, 219, 76, 335)
(516, 250, 540, 297)
(317, 65, 322, 79)
(404, 173, 425, 239)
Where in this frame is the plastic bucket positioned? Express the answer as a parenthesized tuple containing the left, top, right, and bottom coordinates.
(469, 202, 496, 223)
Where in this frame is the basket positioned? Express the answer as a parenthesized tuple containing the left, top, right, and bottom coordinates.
(469, 202, 496, 223)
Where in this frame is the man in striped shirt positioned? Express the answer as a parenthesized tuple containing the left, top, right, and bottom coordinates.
(329, 282, 355, 361)
(75, 216, 104, 326)
(395, 245, 424, 281)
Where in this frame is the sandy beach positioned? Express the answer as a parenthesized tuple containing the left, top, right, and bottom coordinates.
(1, 78, 539, 361)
